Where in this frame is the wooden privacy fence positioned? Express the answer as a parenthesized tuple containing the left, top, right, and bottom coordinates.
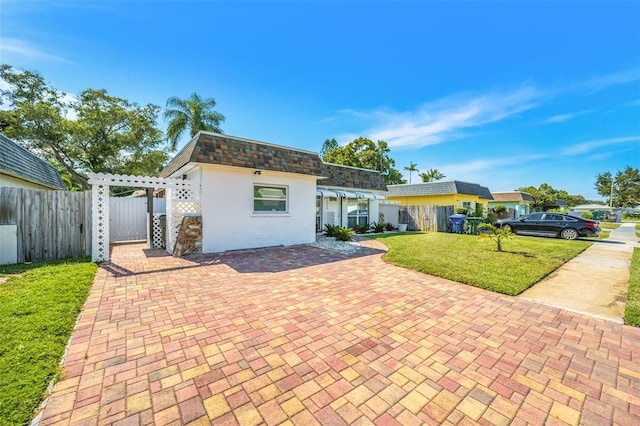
(0, 188, 91, 263)
(399, 205, 454, 232)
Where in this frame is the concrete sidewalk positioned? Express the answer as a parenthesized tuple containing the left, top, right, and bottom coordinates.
(520, 222, 639, 323)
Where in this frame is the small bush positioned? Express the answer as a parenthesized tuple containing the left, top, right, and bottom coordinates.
(353, 223, 371, 234)
(456, 208, 468, 215)
(386, 222, 395, 231)
(485, 213, 497, 224)
(371, 222, 386, 233)
(333, 227, 353, 241)
(324, 223, 339, 237)
(623, 212, 640, 220)
(581, 212, 594, 219)
(493, 204, 507, 215)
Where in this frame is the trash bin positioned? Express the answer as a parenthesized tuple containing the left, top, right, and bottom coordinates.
(466, 217, 484, 235)
(449, 214, 466, 234)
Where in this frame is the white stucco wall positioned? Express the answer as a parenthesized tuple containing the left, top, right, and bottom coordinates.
(199, 165, 317, 253)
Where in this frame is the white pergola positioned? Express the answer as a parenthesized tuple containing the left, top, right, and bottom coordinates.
(88, 173, 200, 262)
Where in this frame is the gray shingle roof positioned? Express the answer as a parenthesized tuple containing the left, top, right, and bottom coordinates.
(160, 132, 387, 192)
(0, 133, 66, 190)
(319, 163, 387, 192)
(387, 180, 493, 200)
(160, 132, 325, 178)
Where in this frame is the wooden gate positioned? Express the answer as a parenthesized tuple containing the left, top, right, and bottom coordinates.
(109, 197, 166, 242)
(0, 188, 91, 263)
(399, 205, 454, 232)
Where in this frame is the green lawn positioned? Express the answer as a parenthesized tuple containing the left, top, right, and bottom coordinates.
(0, 258, 97, 426)
(368, 232, 591, 296)
(598, 222, 620, 229)
(625, 248, 640, 327)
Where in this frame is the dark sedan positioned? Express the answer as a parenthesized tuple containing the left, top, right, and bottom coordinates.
(495, 212, 600, 240)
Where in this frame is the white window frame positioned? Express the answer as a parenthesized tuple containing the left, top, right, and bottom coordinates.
(347, 199, 369, 228)
(253, 184, 288, 214)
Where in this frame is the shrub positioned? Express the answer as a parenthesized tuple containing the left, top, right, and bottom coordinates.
(353, 223, 371, 234)
(581, 212, 594, 219)
(324, 223, 342, 237)
(493, 204, 507, 215)
(485, 213, 497, 224)
(623, 212, 640, 220)
(456, 208, 468, 215)
(386, 222, 395, 231)
(371, 221, 386, 233)
(333, 226, 353, 241)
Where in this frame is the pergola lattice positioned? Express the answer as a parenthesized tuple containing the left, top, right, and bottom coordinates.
(88, 173, 200, 262)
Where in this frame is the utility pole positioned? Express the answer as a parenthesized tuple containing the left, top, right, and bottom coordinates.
(609, 178, 614, 209)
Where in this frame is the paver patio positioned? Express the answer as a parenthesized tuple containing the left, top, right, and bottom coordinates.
(39, 239, 640, 425)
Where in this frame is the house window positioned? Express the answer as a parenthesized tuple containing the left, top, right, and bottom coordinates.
(461, 201, 474, 215)
(254, 185, 287, 213)
(347, 199, 368, 228)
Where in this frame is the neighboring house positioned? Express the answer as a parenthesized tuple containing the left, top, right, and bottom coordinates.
(489, 191, 534, 218)
(571, 204, 610, 211)
(160, 132, 387, 253)
(386, 180, 493, 215)
(543, 199, 568, 212)
(0, 133, 66, 190)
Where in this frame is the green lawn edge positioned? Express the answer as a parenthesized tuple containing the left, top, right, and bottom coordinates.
(0, 258, 97, 425)
(367, 232, 591, 296)
(624, 248, 640, 327)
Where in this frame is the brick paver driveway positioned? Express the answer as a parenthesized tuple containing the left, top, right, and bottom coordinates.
(40, 239, 640, 425)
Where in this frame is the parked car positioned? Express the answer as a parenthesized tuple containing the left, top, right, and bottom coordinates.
(495, 212, 600, 240)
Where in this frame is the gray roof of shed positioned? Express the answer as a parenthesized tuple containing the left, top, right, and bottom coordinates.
(160, 132, 387, 191)
(0, 133, 66, 190)
(387, 180, 493, 200)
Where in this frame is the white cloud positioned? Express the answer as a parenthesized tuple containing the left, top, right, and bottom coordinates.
(581, 68, 640, 94)
(439, 154, 548, 177)
(0, 38, 64, 62)
(338, 86, 544, 149)
(543, 109, 595, 123)
(563, 136, 640, 155)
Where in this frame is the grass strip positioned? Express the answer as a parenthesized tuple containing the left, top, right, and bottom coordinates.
(0, 258, 97, 425)
(624, 248, 640, 327)
(368, 232, 590, 296)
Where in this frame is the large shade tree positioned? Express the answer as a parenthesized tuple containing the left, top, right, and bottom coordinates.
(595, 166, 640, 207)
(515, 183, 590, 210)
(164, 92, 225, 150)
(321, 137, 406, 185)
(0, 65, 167, 190)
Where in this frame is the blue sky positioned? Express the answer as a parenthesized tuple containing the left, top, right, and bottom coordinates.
(1, 0, 639, 200)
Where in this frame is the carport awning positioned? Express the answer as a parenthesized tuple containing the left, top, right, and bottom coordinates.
(316, 189, 338, 197)
(316, 189, 386, 199)
(353, 191, 386, 200)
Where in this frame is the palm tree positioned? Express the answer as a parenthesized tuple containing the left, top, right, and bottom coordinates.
(164, 93, 225, 150)
(419, 168, 446, 182)
(404, 161, 418, 184)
